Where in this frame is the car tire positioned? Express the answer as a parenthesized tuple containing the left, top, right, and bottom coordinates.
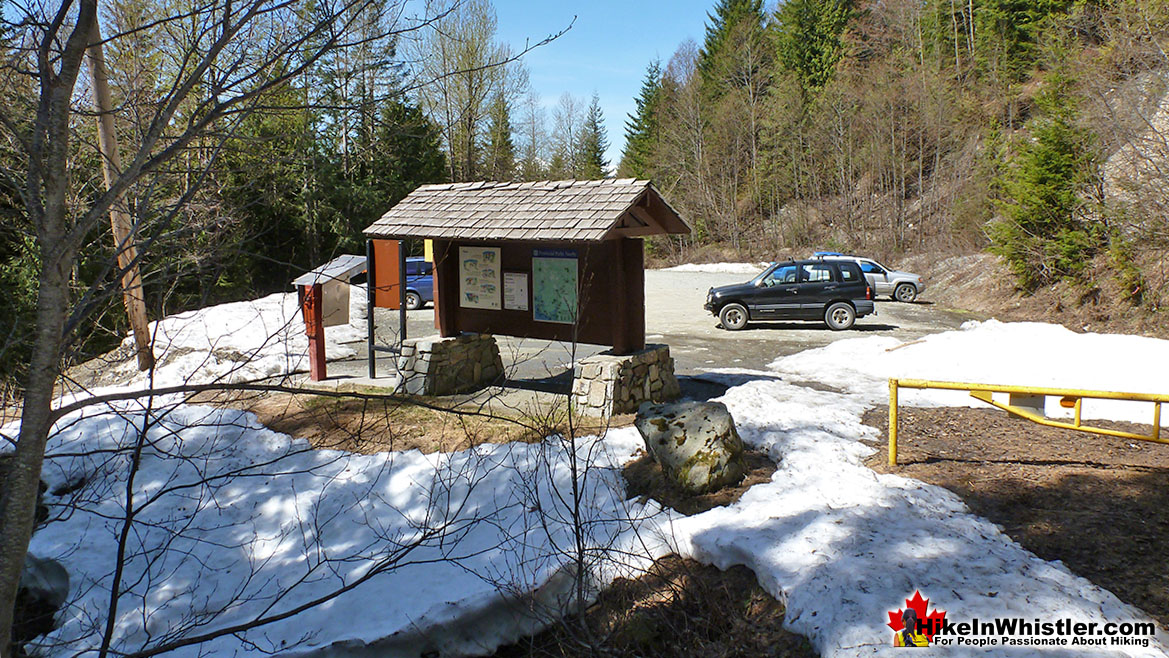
(824, 302, 856, 330)
(719, 303, 749, 331)
(894, 283, 917, 303)
(405, 291, 423, 310)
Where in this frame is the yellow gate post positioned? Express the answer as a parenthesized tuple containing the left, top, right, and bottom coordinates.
(889, 378, 899, 466)
(886, 378, 1169, 468)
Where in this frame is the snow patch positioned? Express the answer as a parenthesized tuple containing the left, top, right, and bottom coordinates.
(659, 262, 770, 274)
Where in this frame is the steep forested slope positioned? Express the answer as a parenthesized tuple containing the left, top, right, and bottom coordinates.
(621, 0, 1169, 332)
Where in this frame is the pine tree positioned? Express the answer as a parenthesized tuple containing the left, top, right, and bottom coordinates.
(576, 93, 609, 179)
(774, 0, 856, 93)
(484, 92, 516, 181)
(619, 60, 663, 179)
(698, 0, 765, 84)
(990, 70, 1101, 288)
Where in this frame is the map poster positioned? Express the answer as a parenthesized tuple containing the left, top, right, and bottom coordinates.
(503, 271, 529, 311)
(532, 249, 578, 324)
(459, 246, 502, 310)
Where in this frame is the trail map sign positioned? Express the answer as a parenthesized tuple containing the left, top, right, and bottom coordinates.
(459, 246, 501, 310)
(532, 249, 578, 324)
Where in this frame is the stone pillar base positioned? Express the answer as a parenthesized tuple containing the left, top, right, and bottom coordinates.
(572, 344, 681, 416)
(397, 333, 503, 396)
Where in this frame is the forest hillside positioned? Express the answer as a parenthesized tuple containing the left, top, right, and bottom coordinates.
(618, 0, 1169, 336)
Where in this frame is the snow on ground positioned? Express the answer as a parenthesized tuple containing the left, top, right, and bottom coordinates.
(673, 320, 1169, 656)
(658, 261, 770, 274)
(86, 285, 368, 393)
(23, 290, 1169, 657)
(26, 289, 673, 657)
(31, 404, 664, 657)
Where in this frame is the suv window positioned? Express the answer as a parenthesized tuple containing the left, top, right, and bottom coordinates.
(406, 261, 433, 276)
(800, 263, 834, 283)
(838, 262, 862, 282)
(859, 260, 884, 274)
(762, 264, 798, 286)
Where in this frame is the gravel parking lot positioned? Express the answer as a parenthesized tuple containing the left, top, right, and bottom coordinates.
(355, 268, 976, 386)
(643, 269, 973, 373)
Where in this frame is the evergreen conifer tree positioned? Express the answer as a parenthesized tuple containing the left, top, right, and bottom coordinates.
(774, 0, 855, 94)
(619, 60, 662, 179)
(576, 93, 609, 179)
(698, 0, 765, 84)
(484, 92, 516, 181)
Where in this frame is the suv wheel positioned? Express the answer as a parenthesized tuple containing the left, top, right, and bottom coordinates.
(719, 303, 749, 331)
(894, 283, 917, 303)
(824, 302, 856, 330)
(405, 291, 423, 310)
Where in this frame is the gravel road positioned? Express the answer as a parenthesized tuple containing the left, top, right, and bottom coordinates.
(367, 268, 976, 383)
(643, 269, 974, 374)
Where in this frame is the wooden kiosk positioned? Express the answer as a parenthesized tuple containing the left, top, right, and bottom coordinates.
(364, 179, 690, 411)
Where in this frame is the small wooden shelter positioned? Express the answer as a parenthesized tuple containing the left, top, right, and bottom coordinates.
(363, 179, 689, 367)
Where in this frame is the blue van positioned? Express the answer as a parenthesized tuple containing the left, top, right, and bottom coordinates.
(404, 257, 434, 310)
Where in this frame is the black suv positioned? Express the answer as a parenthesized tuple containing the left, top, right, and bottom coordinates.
(703, 259, 876, 331)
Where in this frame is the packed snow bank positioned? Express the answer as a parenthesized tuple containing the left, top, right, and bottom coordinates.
(30, 405, 667, 657)
(659, 262, 770, 274)
(29, 285, 678, 656)
(672, 320, 1169, 656)
(773, 319, 1169, 424)
(94, 286, 367, 391)
(27, 293, 1169, 657)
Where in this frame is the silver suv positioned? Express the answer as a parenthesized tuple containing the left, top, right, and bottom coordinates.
(812, 252, 925, 302)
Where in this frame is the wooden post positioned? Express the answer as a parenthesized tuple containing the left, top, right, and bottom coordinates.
(87, 17, 154, 371)
(612, 239, 629, 354)
(434, 240, 458, 338)
(302, 284, 326, 381)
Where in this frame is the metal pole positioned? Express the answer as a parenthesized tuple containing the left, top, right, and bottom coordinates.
(366, 239, 376, 379)
(398, 240, 408, 349)
(888, 378, 899, 466)
(1155, 402, 1162, 443)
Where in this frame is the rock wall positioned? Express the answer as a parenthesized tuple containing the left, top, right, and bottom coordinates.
(397, 333, 504, 396)
(572, 344, 681, 416)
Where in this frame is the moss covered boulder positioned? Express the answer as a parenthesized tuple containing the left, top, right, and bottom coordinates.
(634, 401, 746, 495)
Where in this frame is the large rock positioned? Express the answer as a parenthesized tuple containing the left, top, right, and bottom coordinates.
(634, 401, 746, 495)
(14, 554, 68, 646)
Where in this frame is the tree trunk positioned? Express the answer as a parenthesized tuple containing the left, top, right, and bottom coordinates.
(0, 271, 70, 658)
(0, 3, 96, 653)
(88, 19, 155, 372)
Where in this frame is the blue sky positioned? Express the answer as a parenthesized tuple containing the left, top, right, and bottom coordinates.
(492, 1, 717, 171)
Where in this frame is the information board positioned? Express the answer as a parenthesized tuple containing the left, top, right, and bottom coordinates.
(459, 246, 501, 310)
(503, 271, 529, 311)
(532, 249, 578, 324)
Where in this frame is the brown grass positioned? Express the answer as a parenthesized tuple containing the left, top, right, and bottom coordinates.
(194, 388, 633, 455)
(864, 406, 1169, 630)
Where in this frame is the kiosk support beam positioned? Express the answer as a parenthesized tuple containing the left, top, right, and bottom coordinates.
(366, 239, 376, 379)
(399, 240, 407, 348)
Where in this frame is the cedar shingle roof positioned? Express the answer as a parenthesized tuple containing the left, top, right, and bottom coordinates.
(363, 179, 689, 242)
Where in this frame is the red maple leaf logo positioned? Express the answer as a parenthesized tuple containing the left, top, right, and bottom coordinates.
(887, 590, 947, 641)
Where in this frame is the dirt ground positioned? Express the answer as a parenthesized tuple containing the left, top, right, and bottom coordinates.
(494, 555, 815, 658)
(863, 406, 1169, 630)
(493, 450, 817, 657)
(193, 389, 634, 454)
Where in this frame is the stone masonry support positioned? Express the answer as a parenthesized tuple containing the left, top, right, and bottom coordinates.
(572, 344, 681, 416)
